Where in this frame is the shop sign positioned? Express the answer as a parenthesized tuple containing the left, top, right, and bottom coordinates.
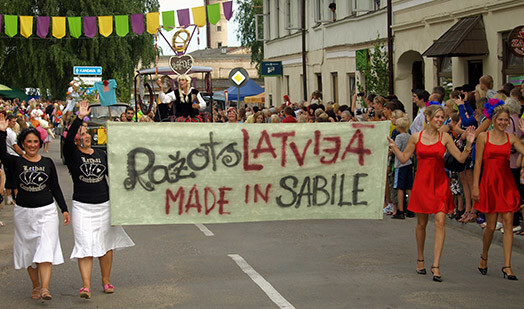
(508, 25, 524, 58)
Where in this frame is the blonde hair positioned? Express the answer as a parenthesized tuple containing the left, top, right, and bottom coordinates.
(479, 74, 493, 89)
(492, 105, 510, 122)
(424, 105, 444, 122)
(505, 97, 521, 115)
(270, 114, 281, 123)
(444, 99, 456, 110)
(395, 117, 410, 131)
(475, 84, 487, 99)
(494, 92, 507, 101)
(391, 110, 405, 120)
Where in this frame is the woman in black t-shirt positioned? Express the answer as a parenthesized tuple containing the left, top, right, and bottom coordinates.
(0, 115, 70, 301)
(64, 101, 134, 299)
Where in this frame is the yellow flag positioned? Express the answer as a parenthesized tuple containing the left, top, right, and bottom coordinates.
(98, 16, 113, 37)
(52, 17, 66, 39)
(191, 6, 206, 27)
(146, 12, 159, 34)
(20, 16, 33, 38)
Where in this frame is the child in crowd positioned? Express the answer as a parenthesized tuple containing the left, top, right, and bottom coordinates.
(391, 117, 413, 219)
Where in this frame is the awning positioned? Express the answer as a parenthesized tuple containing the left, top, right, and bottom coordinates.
(0, 87, 28, 101)
(245, 92, 265, 104)
(422, 15, 489, 57)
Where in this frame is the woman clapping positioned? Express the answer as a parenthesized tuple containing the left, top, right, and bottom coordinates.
(0, 114, 70, 301)
(389, 105, 475, 282)
(64, 100, 134, 299)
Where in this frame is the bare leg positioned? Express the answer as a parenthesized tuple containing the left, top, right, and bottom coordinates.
(432, 212, 446, 276)
(27, 266, 40, 288)
(416, 213, 428, 270)
(502, 212, 515, 275)
(78, 257, 94, 289)
(479, 213, 497, 269)
(99, 250, 113, 286)
(38, 263, 52, 290)
(397, 189, 404, 212)
(459, 171, 472, 214)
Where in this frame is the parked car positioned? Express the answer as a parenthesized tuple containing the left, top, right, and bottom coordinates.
(60, 103, 129, 164)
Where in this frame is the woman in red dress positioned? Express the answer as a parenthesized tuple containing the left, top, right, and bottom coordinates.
(472, 102, 524, 280)
(389, 105, 475, 282)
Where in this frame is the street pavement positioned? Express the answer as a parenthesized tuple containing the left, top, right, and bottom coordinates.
(0, 140, 523, 308)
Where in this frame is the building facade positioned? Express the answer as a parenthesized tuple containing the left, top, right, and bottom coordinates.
(263, 0, 386, 107)
(393, 0, 524, 116)
(263, 0, 524, 118)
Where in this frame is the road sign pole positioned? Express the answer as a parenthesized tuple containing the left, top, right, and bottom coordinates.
(237, 88, 241, 108)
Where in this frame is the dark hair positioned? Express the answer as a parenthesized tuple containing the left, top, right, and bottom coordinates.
(366, 94, 377, 103)
(284, 106, 294, 116)
(414, 89, 430, 102)
(502, 83, 515, 96)
(328, 3, 336, 9)
(432, 86, 446, 101)
(125, 106, 134, 113)
(6, 114, 16, 121)
(17, 127, 43, 150)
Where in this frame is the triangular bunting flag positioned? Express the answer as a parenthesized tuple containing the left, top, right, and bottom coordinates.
(68, 17, 82, 38)
(207, 3, 221, 25)
(37, 16, 50, 38)
(4, 15, 18, 38)
(146, 12, 159, 34)
(162, 11, 175, 31)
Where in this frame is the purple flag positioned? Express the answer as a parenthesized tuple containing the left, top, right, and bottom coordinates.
(223, 1, 233, 21)
(36, 16, 50, 38)
(177, 9, 190, 27)
(130, 14, 144, 34)
(83, 16, 97, 38)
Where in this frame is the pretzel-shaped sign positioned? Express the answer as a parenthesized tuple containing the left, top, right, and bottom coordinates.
(172, 28, 191, 53)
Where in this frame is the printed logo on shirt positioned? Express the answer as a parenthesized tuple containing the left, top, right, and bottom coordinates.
(19, 166, 48, 192)
(79, 159, 106, 183)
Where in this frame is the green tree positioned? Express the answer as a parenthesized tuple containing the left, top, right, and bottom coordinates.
(234, 0, 263, 73)
(0, 0, 159, 101)
(358, 38, 389, 97)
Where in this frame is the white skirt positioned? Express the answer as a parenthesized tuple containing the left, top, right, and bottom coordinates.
(70, 200, 134, 260)
(13, 203, 64, 270)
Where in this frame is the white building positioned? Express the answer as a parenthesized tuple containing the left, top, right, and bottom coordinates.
(263, 0, 386, 107)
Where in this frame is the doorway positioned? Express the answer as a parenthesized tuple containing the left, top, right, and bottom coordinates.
(468, 60, 483, 86)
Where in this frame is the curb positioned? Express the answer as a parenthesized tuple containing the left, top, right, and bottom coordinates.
(446, 217, 524, 254)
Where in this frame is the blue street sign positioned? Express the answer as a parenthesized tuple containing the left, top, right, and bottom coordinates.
(261, 61, 282, 77)
(73, 66, 102, 75)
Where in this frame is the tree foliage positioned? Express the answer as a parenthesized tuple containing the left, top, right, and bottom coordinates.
(0, 0, 159, 101)
(234, 0, 263, 72)
(358, 38, 389, 97)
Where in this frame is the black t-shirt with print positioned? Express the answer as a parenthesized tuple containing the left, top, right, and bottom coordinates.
(63, 117, 109, 204)
(0, 131, 68, 212)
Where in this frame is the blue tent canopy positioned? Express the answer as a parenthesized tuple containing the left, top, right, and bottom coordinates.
(216, 79, 264, 101)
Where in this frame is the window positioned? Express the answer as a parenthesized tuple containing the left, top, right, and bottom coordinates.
(353, 0, 373, 12)
(503, 31, 524, 85)
(316, 73, 323, 94)
(285, 75, 290, 95)
(275, 0, 280, 38)
(437, 57, 452, 91)
(217, 26, 222, 32)
(217, 42, 222, 48)
(348, 73, 356, 106)
(315, 0, 336, 22)
(331, 72, 338, 103)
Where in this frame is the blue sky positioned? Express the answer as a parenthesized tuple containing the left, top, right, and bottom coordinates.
(158, 0, 240, 55)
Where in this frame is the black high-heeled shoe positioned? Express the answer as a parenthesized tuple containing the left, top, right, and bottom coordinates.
(501, 266, 518, 280)
(478, 255, 487, 275)
(431, 266, 442, 282)
(416, 259, 426, 275)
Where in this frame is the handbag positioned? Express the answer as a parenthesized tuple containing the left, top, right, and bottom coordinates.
(444, 152, 466, 172)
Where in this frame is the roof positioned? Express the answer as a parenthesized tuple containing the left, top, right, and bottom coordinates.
(422, 15, 489, 57)
(137, 66, 212, 76)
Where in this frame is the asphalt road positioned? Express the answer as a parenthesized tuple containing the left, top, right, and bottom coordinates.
(0, 140, 523, 308)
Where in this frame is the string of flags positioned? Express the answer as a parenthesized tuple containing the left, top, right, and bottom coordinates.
(0, 1, 233, 39)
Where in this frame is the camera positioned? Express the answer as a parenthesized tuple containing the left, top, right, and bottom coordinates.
(357, 92, 365, 97)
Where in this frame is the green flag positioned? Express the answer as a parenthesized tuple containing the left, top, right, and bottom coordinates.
(161, 11, 175, 31)
(207, 3, 221, 25)
(115, 15, 129, 37)
(68, 17, 82, 38)
(4, 15, 18, 37)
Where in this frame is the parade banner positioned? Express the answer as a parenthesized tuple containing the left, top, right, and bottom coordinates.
(107, 122, 390, 225)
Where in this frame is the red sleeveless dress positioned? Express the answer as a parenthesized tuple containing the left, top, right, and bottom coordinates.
(474, 132, 520, 213)
(408, 131, 454, 214)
